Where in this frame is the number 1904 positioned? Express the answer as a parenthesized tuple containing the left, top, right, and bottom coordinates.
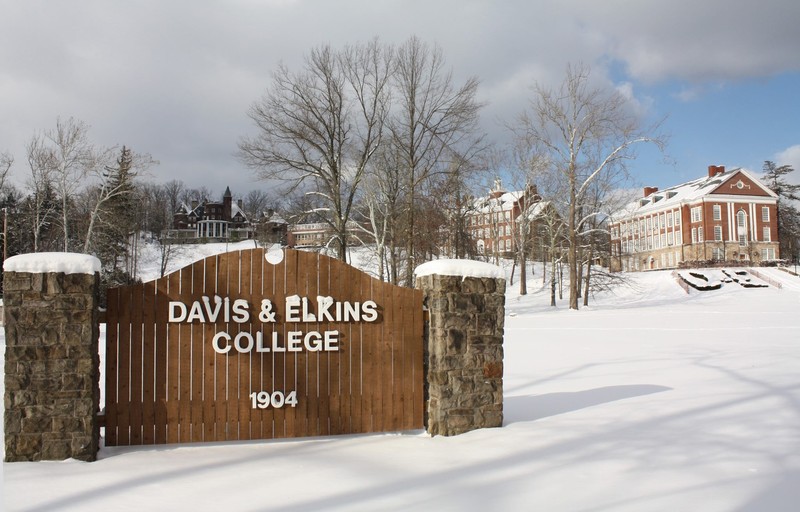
(249, 391, 298, 409)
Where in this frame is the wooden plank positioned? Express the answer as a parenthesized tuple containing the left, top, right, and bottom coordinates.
(224, 251, 241, 441)
(178, 264, 194, 443)
(249, 248, 266, 440)
(190, 259, 208, 443)
(202, 255, 220, 442)
(411, 288, 425, 429)
(283, 249, 299, 437)
(316, 253, 331, 436)
(238, 249, 255, 440)
(104, 286, 120, 446)
(343, 262, 357, 434)
(154, 277, 169, 444)
(357, 268, 372, 433)
(294, 252, 320, 437)
(326, 255, 343, 435)
(128, 282, 144, 444)
(377, 277, 392, 433)
(166, 271, 182, 444)
(270, 249, 287, 439)
(141, 281, 157, 444)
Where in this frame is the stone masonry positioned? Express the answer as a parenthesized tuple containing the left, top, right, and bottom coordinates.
(4, 270, 100, 462)
(416, 273, 505, 436)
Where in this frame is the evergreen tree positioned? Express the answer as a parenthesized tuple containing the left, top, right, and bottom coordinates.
(763, 160, 800, 261)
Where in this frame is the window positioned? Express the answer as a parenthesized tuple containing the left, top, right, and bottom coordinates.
(712, 247, 725, 260)
(763, 227, 771, 242)
(668, 232, 674, 246)
(667, 212, 674, 227)
(739, 234, 747, 246)
(668, 252, 674, 266)
(762, 248, 775, 260)
(505, 239, 511, 251)
(691, 206, 702, 222)
(762, 207, 770, 222)
(737, 210, 746, 229)
(714, 225, 722, 241)
(713, 205, 721, 221)
(691, 228, 697, 243)
(698, 227, 704, 242)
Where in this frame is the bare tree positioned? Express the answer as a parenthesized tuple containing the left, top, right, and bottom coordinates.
(0, 151, 12, 192)
(25, 135, 59, 252)
(514, 63, 663, 309)
(43, 117, 98, 251)
(389, 36, 484, 285)
(240, 39, 393, 261)
(162, 179, 186, 226)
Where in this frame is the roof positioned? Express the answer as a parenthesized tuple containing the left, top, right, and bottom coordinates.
(613, 168, 778, 220)
(473, 190, 524, 213)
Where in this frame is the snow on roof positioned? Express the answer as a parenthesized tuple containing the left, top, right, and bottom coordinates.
(473, 190, 524, 213)
(612, 168, 774, 219)
(3, 252, 101, 274)
(415, 259, 505, 280)
(231, 201, 246, 219)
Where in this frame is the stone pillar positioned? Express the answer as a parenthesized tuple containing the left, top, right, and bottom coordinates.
(4, 253, 101, 462)
(415, 261, 505, 436)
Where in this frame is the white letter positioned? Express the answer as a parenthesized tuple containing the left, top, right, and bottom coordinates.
(286, 295, 301, 322)
(302, 297, 316, 322)
(303, 331, 323, 351)
(168, 302, 187, 323)
(256, 331, 270, 352)
(317, 296, 335, 322)
(324, 330, 339, 351)
(287, 331, 302, 351)
(232, 299, 250, 323)
(186, 301, 206, 323)
(234, 332, 254, 353)
(270, 331, 285, 352)
(361, 301, 378, 322)
(212, 331, 231, 354)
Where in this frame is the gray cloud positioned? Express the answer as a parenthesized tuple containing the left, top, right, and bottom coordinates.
(2, 0, 798, 196)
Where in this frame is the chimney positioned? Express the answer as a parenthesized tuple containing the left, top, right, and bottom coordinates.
(191, 200, 198, 210)
(643, 186, 659, 197)
(708, 165, 725, 177)
(237, 199, 243, 209)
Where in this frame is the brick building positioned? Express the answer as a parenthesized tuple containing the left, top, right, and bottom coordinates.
(609, 165, 780, 271)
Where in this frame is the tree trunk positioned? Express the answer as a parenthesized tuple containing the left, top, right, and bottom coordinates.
(519, 251, 527, 295)
(583, 244, 594, 307)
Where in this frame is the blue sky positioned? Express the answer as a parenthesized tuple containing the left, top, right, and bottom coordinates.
(2, 0, 799, 198)
(632, 72, 800, 188)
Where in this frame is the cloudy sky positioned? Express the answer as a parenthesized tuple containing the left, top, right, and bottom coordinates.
(2, 0, 800, 200)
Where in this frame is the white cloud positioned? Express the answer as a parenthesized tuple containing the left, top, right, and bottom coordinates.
(774, 145, 800, 185)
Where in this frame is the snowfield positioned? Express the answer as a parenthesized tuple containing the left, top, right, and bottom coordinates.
(3, 248, 800, 511)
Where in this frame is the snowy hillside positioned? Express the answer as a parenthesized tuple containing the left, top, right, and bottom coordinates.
(4, 248, 800, 511)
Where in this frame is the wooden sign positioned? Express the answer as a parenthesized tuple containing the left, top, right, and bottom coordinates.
(104, 248, 424, 446)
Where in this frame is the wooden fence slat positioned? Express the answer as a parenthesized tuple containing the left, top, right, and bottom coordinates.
(142, 281, 157, 444)
(166, 271, 181, 444)
(154, 278, 169, 444)
(105, 287, 120, 446)
(129, 283, 144, 444)
(178, 265, 193, 443)
(316, 254, 331, 436)
(202, 255, 219, 442)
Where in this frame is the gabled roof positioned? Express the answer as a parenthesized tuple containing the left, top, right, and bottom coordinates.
(614, 168, 777, 219)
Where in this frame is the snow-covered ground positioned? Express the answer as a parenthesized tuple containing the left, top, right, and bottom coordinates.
(3, 247, 800, 511)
